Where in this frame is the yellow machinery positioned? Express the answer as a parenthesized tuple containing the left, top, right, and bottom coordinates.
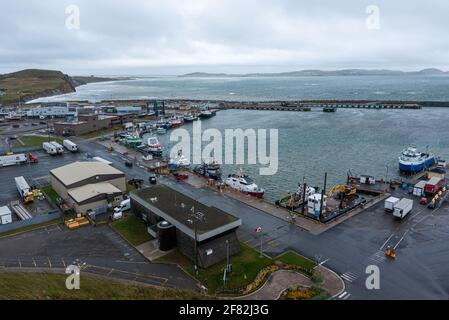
(64, 216, 90, 230)
(327, 185, 357, 198)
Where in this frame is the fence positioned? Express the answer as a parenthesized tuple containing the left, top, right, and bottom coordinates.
(0, 210, 61, 234)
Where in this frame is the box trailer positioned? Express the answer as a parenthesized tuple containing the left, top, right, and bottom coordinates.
(413, 181, 427, 197)
(15, 176, 34, 203)
(385, 196, 400, 212)
(50, 141, 64, 154)
(393, 198, 413, 219)
(43, 142, 58, 155)
(424, 177, 444, 195)
(0, 153, 27, 167)
(0, 206, 12, 225)
(63, 139, 78, 152)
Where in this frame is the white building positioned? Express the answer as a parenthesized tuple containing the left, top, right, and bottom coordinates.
(27, 105, 75, 118)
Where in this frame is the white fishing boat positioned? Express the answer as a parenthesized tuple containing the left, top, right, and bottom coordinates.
(225, 170, 264, 198)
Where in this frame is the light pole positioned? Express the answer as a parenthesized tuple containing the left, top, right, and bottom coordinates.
(188, 207, 204, 275)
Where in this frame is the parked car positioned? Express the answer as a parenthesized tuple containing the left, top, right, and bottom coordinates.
(149, 173, 157, 185)
(419, 197, 428, 205)
(125, 160, 133, 168)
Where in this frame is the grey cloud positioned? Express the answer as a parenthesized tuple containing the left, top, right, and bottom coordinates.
(0, 0, 448, 75)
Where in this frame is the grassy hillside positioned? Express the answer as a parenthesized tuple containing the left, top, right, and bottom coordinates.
(0, 69, 76, 105)
(0, 273, 206, 300)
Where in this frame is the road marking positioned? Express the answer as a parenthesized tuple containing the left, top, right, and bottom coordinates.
(338, 291, 348, 299)
(340, 272, 359, 283)
(393, 230, 409, 250)
(32, 258, 37, 268)
(380, 233, 395, 250)
(343, 293, 352, 300)
(47, 257, 52, 268)
(18, 257, 21, 269)
(61, 258, 66, 268)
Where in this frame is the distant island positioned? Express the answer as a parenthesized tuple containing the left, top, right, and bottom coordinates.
(0, 69, 125, 105)
(180, 68, 449, 78)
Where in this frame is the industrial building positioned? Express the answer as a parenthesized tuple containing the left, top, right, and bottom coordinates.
(130, 185, 242, 268)
(50, 161, 126, 214)
(26, 104, 75, 118)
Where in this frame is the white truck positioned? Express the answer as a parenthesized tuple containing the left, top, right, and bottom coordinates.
(393, 198, 413, 219)
(0, 206, 12, 225)
(384, 196, 400, 212)
(63, 139, 78, 152)
(15, 176, 34, 203)
(113, 199, 130, 215)
(0, 153, 27, 167)
(43, 142, 58, 155)
(50, 141, 64, 154)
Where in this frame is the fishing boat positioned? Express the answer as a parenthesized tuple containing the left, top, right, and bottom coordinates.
(398, 146, 436, 173)
(193, 161, 222, 180)
(275, 183, 316, 209)
(224, 171, 265, 198)
(198, 106, 216, 119)
(146, 137, 162, 154)
(183, 113, 198, 122)
(168, 116, 184, 128)
(156, 118, 170, 129)
(156, 127, 167, 134)
(169, 150, 190, 168)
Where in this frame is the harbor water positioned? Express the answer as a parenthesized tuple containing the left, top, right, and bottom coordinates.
(148, 108, 449, 202)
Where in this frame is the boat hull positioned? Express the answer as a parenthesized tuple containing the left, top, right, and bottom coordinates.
(246, 191, 265, 198)
(399, 157, 436, 172)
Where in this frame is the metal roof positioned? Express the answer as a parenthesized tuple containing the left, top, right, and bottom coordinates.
(130, 185, 241, 242)
(50, 161, 124, 186)
(68, 182, 121, 203)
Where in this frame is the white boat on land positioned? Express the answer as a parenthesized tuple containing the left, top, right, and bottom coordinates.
(224, 170, 264, 198)
(147, 137, 162, 153)
(169, 150, 190, 168)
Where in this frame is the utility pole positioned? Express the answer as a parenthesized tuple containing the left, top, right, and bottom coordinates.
(301, 177, 307, 215)
(188, 207, 204, 275)
(319, 172, 327, 220)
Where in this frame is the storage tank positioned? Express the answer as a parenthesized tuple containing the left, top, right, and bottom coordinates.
(157, 221, 176, 251)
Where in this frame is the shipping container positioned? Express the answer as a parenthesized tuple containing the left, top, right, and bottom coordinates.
(14, 176, 34, 203)
(393, 198, 413, 219)
(0, 153, 27, 167)
(413, 181, 427, 197)
(0, 206, 12, 225)
(63, 139, 78, 152)
(43, 142, 57, 155)
(385, 196, 400, 212)
(50, 141, 64, 154)
(424, 177, 444, 195)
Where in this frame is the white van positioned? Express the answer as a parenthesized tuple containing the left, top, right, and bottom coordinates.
(114, 199, 130, 214)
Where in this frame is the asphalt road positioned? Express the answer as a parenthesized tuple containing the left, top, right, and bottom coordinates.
(2, 138, 449, 299)
(0, 223, 199, 289)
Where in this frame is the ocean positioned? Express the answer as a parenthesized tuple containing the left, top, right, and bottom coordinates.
(31, 75, 449, 202)
(31, 75, 449, 102)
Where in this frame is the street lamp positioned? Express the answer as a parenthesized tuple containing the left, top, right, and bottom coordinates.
(187, 207, 205, 274)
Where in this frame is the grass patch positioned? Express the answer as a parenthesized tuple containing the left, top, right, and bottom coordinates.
(0, 219, 60, 238)
(126, 183, 137, 193)
(111, 215, 153, 246)
(12, 135, 62, 149)
(0, 273, 205, 300)
(42, 185, 60, 204)
(275, 251, 316, 271)
(158, 244, 317, 294)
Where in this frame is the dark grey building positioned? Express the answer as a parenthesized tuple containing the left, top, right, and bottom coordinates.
(130, 185, 242, 268)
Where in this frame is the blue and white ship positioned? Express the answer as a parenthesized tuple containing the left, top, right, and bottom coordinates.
(398, 147, 436, 172)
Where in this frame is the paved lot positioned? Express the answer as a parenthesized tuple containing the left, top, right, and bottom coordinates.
(2, 137, 449, 299)
(0, 224, 199, 289)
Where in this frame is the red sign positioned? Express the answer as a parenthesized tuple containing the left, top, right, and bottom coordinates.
(255, 227, 262, 233)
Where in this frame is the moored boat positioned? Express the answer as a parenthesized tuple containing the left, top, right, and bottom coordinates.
(398, 146, 436, 172)
(224, 172, 264, 198)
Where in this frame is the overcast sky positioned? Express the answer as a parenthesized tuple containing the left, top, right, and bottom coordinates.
(1, 0, 449, 75)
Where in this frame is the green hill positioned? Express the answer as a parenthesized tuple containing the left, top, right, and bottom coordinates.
(0, 69, 76, 105)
